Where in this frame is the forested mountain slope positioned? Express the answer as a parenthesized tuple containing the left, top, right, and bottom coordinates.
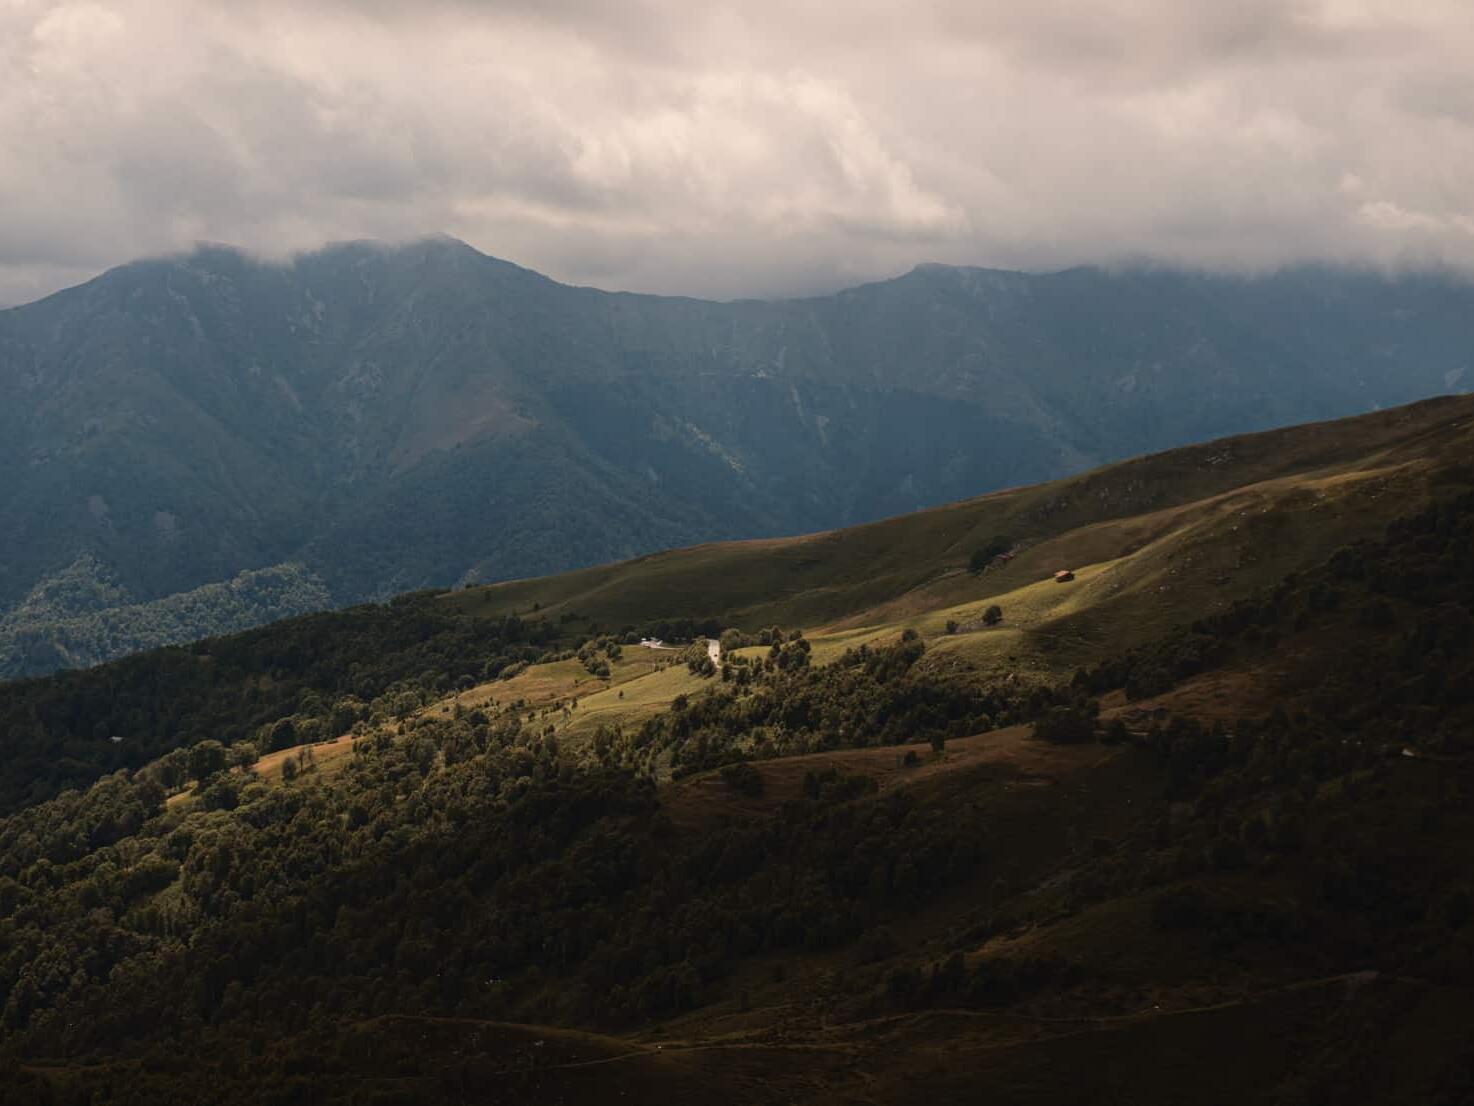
(2, 399, 1473, 1104)
(3, 237, 1472, 675)
(0, 560, 330, 682)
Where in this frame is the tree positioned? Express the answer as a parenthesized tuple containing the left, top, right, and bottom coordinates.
(153, 749, 189, 791)
(227, 742, 259, 769)
(983, 605, 1003, 626)
(969, 536, 1013, 574)
(187, 740, 228, 783)
(266, 717, 297, 752)
(945, 620, 959, 635)
(1033, 705, 1096, 744)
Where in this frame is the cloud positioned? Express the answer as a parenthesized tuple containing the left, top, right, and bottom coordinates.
(1, 0, 1472, 304)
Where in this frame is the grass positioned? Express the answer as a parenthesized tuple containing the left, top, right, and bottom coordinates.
(554, 662, 715, 743)
(453, 657, 608, 711)
(443, 395, 1474, 638)
(434, 650, 710, 744)
(253, 732, 361, 783)
(751, 443, 1429, 687)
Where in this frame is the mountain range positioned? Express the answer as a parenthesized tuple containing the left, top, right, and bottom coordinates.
(2, 236, 1472, 675)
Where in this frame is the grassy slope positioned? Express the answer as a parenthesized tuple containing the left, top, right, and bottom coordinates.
(424, 395, 1474, 744)
(446, 395, 1474, 634)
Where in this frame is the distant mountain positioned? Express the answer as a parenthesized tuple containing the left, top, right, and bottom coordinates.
(1, 237, 1471, 674)
(0, 558, 329, 680)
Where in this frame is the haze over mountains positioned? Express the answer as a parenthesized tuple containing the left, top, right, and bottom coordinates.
(2, 235, 1472, 676)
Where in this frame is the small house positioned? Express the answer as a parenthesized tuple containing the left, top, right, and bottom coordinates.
(1053, 569, 1075, 583)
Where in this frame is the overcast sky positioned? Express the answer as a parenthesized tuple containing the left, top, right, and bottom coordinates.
(2, 0, 1473, 305)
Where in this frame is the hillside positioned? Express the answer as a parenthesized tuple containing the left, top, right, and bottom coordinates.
(454, 394, 1474, 660)
(4, 238, 1473, 676)
(0, 560, 330, 681)
(2, 397, 1473, 1103)
(2, 395, 1470, 816)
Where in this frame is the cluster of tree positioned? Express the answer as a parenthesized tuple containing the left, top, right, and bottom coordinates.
(711, 625, 796, 654)
(621, 616, 725, 645)
(0, 597, 554, 815)
(631, 630, 1066, 777)
(0, 702, 1001, 1101)
(576, 636, 623, 679)
(685, 641, 718, 677)
(0, 563, 333, 681)
(1032, 701, 1100, 744)
(968, 536, 1013, 574)
(1018, 492, 1474, 975)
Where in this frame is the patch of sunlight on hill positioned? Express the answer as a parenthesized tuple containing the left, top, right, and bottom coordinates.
(555, 663, 716, 743)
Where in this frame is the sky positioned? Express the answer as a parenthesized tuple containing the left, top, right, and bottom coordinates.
(2, 0, 1473, 305)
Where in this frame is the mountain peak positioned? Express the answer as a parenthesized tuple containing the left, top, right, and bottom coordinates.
(118, 234, 494, 277)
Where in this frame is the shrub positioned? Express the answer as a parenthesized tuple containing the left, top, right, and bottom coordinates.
(968, 537, 1012, 574)
(187, 740, 228, 782)
(1034, 705, 1097, 744)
